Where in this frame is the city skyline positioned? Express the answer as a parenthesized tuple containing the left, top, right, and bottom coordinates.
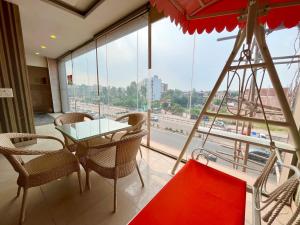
(64, 18, 299, 92)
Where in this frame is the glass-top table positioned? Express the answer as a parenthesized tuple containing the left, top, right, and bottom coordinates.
(55, 118, 131, 142)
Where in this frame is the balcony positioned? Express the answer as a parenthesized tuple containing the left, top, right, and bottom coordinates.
(0, 118, 295, 225)
(1, 0, 300, 224)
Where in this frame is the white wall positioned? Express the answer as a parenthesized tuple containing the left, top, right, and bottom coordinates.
(25, 52, 63, 112)
(25, 52, 48, 67)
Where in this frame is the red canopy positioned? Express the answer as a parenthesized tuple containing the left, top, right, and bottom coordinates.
(150, 0, 300, 34)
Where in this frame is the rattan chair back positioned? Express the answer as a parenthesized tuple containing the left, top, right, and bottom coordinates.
(115, 130, 147, 168)
(54, 112, 93, 126)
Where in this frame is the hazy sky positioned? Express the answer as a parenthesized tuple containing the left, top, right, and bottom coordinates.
(67, 17, 300, 92)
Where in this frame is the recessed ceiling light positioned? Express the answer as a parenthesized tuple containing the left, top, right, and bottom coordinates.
(35, 52, 40, 55)
(40, 45, 47, 49)
(50, 34, 57, 39)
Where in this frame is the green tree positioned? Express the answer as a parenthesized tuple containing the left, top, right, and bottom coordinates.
(213, 99, 222, 106)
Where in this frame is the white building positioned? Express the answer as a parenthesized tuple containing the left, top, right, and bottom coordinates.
(140, 75, 167, 101)
(152, 75, 162, 101)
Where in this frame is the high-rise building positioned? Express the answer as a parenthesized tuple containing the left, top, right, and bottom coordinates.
(152, 75, 162, 101)
(140, 75, 167, 101)
(161, 82, 168, 93)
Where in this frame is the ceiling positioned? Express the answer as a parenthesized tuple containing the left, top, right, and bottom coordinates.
(7, 0, 148, 59)
(46, 0, 100, 12)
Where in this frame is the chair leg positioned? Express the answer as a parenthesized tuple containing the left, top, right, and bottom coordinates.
(136, 162, 144, 187)
(16, 186, 21, 198)
(139, 146, 143, 158)
(113, 178, 117, 213)
(85, 168, 91, 191)
(19, 188, 28, 225)
(77, 171, 83, 194)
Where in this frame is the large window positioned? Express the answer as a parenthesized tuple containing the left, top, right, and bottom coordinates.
(59, 44, 99, 116)
(58, 14, 300, 181)
(59, 15, 148, 119)
(150, 18, 237, 157)
(96, 25, 148, 119)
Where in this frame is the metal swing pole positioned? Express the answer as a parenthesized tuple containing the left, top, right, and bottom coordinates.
(171, 28, 246, 174)
(255, 25, 300, 159)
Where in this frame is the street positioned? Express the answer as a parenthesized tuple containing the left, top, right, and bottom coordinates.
(71, 101, 279, 180)
(149, 127, 273, 179)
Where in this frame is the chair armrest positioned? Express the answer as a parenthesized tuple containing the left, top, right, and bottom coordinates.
(115, 114, 129, 122)
(89, 130, 148, 154)
(6, 133, 65, 148)
(130, 119, 146, 131)
(0, 146, 65, 156)
(110, 119, 146, 140)
(89, 140, 119, 150)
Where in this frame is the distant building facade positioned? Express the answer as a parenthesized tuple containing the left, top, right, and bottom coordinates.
(244, 87, 289, 109)
(140, 75, 167, 101)
(152, 75, 162, 101)
(161, 82, 168, 93)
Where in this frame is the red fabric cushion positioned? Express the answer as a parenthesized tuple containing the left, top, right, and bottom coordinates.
(129, 160, 246, 225)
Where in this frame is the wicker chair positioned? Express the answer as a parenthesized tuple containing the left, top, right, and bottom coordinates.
(54, 112, 109, 152)
(0, 133, 82, 225)
(85, 130, 148, 212)
(110, 113, 146, 158)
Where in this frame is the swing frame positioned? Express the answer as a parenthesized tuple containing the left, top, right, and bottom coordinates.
(171, 25, 300, 175)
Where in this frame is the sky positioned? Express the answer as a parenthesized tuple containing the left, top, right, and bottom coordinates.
(66, 17, 300, 92)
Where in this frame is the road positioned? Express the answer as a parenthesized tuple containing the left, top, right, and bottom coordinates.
(149, 127, 276, 179)
(70, 101, 279, 179)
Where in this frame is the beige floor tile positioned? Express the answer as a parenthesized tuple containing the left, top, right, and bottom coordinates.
(68, 191, 139, 225)
(0, 124, 295, 225)
(41, 173, 113, 225)
(0, 185, 54, 225)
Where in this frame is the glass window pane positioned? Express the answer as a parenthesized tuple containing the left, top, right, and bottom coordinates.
(97, 26, 148, 119)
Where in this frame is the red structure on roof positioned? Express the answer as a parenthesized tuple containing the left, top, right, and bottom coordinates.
(150, 0, 300, 34)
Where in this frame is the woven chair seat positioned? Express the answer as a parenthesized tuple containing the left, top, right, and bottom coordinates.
(0, 132, 83, 224)
(87, 147, 116, 178)
(24, 150, 77, 174)
(85, 130, 147, 212)
(88, 147, 135, 179)
(75, 138, 112, 167)
(89, 147, 116, 167)
(21, 150, 79, 187)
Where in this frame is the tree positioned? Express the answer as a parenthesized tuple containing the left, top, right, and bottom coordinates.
(171, 103, 184, 115)
(213, 99, 222, 106)
(190, 108, 200, 117)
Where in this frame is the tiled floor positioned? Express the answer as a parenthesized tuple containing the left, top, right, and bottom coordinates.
(0, 124, 292, 225)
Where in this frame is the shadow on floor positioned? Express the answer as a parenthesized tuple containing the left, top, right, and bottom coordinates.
(34, 113, 54, 126)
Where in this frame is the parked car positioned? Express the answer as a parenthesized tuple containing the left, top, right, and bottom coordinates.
(207, 153, 217, 162)
(248, 146, 281, 175)
(190, 114, 198, 120)
(151, 115, 159, 122)
(248, 146, 270, 163)
(213, 120, 225, 128)
(258, 133, 267, 139)
(250, 131, 267, 139)
(198, 150, 217, 162)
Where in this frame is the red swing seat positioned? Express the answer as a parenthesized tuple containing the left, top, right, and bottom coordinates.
(129, 159, 246, 225)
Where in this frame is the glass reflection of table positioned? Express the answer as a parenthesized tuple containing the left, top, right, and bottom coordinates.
(55, 118, 131, 143)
